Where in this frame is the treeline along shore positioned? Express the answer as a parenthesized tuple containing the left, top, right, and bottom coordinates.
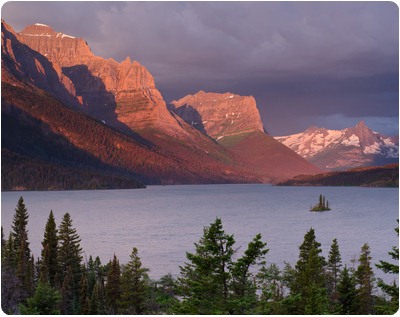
(2, 197, 398, 314)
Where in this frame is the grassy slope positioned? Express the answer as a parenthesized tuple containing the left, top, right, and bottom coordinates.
(220, 131, 321, 183)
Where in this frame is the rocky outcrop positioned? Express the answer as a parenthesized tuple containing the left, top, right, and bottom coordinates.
(170, 90, 264, 140)
(18, 23, 186, 137)
(171, 90, 321, 182)
(1, 21, 78, 106)
(275, 121, 399, 170)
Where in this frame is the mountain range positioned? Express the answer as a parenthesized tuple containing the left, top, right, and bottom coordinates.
(1, 21, 321, 190)
(2, 21, 396, 190)
(275, 121, 398, 171)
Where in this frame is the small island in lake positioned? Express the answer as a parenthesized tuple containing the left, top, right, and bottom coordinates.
(310, 194, 331, 212)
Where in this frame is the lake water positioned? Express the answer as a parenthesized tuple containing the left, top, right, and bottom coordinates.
(1, 184, 398, 284)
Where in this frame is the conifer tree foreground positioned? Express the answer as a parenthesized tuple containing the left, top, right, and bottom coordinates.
(355, 243, 375, 314)
(327, 238, 342, 309)
(58, 213, 83, 313)
(105, 254, 121, 314)
(337, 265, 357, 314)
(40, 211, 59, 286)
(290, 227, 329, 314)
(11, 197, 30, 259)
(119, 247, 149, 314)
(11, 196, 34, 301)
(375, 220, 399, 314)
(177, 218, 268, 314)
(2, 196, 398, 315)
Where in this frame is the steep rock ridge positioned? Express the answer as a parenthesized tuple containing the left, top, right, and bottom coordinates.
(170, 90, 264, 140)
(275, 121, 399, 171)
(171, 91, 321, 182)
(1, 21, 78, 107)
(18, 23, 186, 137)
(17, 23, 94, 66)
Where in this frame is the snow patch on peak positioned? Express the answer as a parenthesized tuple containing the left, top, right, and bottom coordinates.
(342, 134, 360, 147)
(363, 142, 381, 154)
(34, 23, 49, 27)
(56, 32, 76, 39)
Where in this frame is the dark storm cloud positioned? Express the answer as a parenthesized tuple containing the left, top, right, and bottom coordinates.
(2, 1, 398, 135)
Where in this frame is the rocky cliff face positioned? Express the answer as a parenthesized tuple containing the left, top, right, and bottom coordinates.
(18, 23, 185, 137)
(171, 90, 321, 182)
(275, 121, 399, 170)
(1, 21, 77, 106)
(170, 91, 264, 140)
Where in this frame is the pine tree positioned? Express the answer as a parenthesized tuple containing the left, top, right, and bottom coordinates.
(177, 218, 268, 314)
(291, 228, 328, 314)
(119, 247, 149, 314)
(375, 220, 399, 314)
(18, 280, 61, 315)
(86, 255, 96, 294)
(178, 218, 236, 314)
(327, 238, 342, 307)
(58, 213, 83, 313)
(11, 197, 32, 300)
(79, 273, 89, 314)
(337, 265, 357, 314)
(1, 233, 21, 314)
(1, 227, 5, 259)
(89, 282, 101, 314)
(149, 274, 179, 314)
(40, 210, 59, 287)
(3, 232, 15, 267)
(257, 263, 285, 314)
(11, 197, 30, 260)
(105, 254, 121, 314)
(354, 243, 375, 314)
(230, 233, 268, 314)
(60, 266, 75, 315)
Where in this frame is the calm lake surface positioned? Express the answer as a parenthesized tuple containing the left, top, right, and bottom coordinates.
(2, 184, 398, 282)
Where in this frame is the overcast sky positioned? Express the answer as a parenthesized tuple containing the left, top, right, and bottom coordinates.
(2, 1, 399, 136)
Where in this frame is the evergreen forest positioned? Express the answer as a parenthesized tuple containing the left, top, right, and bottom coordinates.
(2, 197, 398, 315)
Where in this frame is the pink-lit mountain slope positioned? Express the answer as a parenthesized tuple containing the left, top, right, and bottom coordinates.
(2, 21, 262, 188)
(171, 91, 321, 182)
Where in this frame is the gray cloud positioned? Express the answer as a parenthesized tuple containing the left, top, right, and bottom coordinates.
(2, 1, 398, 135)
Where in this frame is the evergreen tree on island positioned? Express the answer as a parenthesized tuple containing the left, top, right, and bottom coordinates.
(311, 194, 331, 211)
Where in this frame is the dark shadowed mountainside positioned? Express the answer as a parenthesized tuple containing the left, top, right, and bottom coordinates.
(277, 164, 399, 187)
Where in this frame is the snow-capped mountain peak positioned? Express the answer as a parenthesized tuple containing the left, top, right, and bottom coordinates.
(275, 121, 398, 170)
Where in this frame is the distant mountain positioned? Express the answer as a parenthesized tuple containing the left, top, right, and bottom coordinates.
(277, 164, 399, 187)
(275, 121, 399, 171)
(170, 91, 321, 182)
